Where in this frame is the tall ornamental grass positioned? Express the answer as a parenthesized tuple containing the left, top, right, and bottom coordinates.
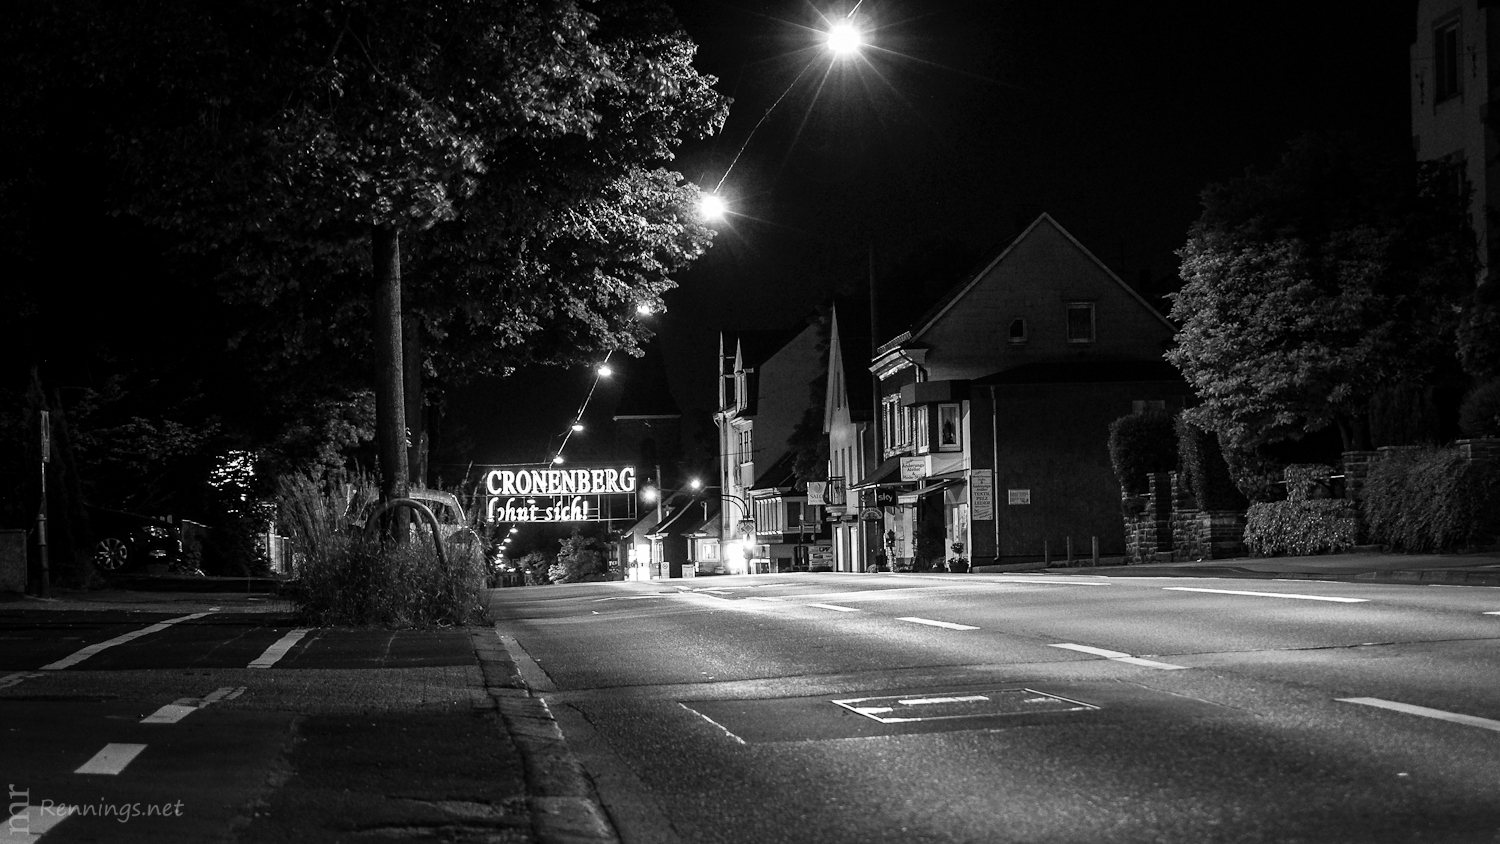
(277, 472, 489, 627)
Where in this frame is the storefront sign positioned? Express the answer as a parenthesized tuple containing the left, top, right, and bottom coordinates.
(806, 481, 827, 505)
(1008, 489, 1031, 505)
(900, 457, 926, 482)
(481, 466, 638, 523)
(971, 470, 994, 520)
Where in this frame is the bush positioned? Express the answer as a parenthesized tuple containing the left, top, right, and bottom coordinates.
(1108, 411, 1177, 495)
(1364, 446, 1500, 552)
(548, 528, 608, 583)
(276, 471, 489, 627)
(1224, 446, 1287, 504)
(1458, 379, 1500, 437)
(1175, 415, 1246, 511)
(1244, 500, 1358, 556)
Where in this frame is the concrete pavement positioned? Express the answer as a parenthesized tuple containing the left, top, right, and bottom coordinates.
(1036, 548, 1500, 586)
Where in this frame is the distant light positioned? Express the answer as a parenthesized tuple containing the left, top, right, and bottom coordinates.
(552, 455, 565, 465)
(571, 422, 585, 432)
(641, 486, 659, 503)
(509, 527, 518, 534)
(826, 21, 862, 56)
(636, 303, 654, 316)
(688, 478, 703, 490)
(699, 193, 727, 220)
(597, 364, 613, 378)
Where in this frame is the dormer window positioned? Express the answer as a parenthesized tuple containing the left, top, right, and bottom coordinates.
(1007, 318, 1027, 345)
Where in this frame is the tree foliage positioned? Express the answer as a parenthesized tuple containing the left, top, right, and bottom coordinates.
(1167, 133, 1478, 452)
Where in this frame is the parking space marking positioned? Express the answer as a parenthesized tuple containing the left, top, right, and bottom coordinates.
(3, 804, 74, 843)
(1338, 697, 1500, 733)
(1050, 643, 1188, 670)
(75, 743, 147, 776)
(40, 612, 215, 670)
(808, 603, 860, 612)
(898, 617, 979, 630)
(1164, 586, 1367, 603)
(248, 628, 310, 668)
(141, 686, 246, 724)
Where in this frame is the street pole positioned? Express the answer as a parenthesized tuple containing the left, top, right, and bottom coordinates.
(38, 409, 49, 598)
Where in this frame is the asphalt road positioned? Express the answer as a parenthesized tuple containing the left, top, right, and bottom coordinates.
(1, 603, 521, 844)
(487, 572, 1500, 844)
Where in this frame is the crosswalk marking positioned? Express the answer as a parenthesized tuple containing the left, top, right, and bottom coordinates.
(3, 805, 74, 843)
(41, 613, 215, 670)
(140, 686, 246, 724)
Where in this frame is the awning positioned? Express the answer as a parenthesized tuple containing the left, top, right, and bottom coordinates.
(897, 479, 959, 505)
(850, 456, 907, 489)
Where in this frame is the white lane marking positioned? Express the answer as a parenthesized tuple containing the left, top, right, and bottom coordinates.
(248, 628, 310, 668)
(141, 686, 247, 723)
(898, 695, 989, 706)
(808, 603, 860, 612)
(698, 589, 735, 594)
(0, 672, 41, 689)
(1338, 697, 1500, 733)
(678, 703, 747, 745)
(41, 612, 215, 670)
(897, 617, 979, 630)
(1164, 586, 1367, 603)
(745, 596, 786, 602)
(4, 804, 75, 842)
(1485, 611, 1500, 615)
(890, 574, 1109, 586)
(1049, 642, 1187, 670)
(75, 743, 147, 775)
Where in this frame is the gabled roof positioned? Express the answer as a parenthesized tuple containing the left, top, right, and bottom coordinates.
(749, 451, 800, 493)
(894, 213, 1175, 349)
(651, 492, 718, 535)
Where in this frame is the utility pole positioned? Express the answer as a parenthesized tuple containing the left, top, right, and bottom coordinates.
(37, 409, 49, 598)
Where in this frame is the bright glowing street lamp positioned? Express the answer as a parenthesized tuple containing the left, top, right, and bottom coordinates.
(826, 21, 862, 57)
(699, 192, 727, 221)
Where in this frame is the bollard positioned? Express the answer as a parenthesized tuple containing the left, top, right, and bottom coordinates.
(1044, 540, 1050, 566)
(1066, 536, 1074, 566)
(1092, 536, 1100, 566)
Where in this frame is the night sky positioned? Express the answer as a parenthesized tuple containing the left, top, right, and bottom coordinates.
(448, 0, 1416, 470)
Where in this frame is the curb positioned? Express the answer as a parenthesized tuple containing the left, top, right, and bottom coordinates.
(1080, 567, 1500, 587)
(470, 627, 620, 844)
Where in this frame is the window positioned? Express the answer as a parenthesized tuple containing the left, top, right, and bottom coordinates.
(1066, 302, 1095, 344)
(1435, 20, 1461, 102)
(937, 404, 961, 451)
(916, 406, 930, 453)
(1007, 318, 1028, 345)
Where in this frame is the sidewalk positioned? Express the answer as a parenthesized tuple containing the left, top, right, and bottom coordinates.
(1036, 548, 1500, 587)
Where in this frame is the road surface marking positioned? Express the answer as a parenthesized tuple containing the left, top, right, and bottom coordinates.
(1050, 643, 1187, 670)
(0, 672, 41, 689)
(141, 686, 247, 723)
(75, 743, 147, 775)
(898, 617, 979, 630)
(678, 703, 747, 745)
(808, 603, 860, 612)
(892, 574, 1109, 586)
(698, 589, 735, 594)
(4, 804, 74, 843)
(898, 695, 989, 706)
(1485, 611, 1500, 615)
(40, 612, 214, 670)
(248, 628, 310, 668)
(745, 595, 786, 602)
(1163, 587, 1367, 603)
(1337, 698, 1500, 733)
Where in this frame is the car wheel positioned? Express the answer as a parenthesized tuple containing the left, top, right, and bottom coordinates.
(94, 537, 130, 571)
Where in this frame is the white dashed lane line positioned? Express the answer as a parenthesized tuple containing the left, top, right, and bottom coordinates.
(141, 686, 247, 724)
(4, 804, 74, 843)
(1050, 643, 1188, 670)
(1338, 697, 1500, 733)
(74, 743, 148, 776)
(40, 612, 216, 670)
(0, 671, 41, 690)
(248, 628, 310, 668)
(898, 617, 979, 630)
(1163, 587, 1367, 603)
(808, 603, 860, 612)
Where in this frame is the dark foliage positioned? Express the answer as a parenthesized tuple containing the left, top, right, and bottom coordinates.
(1458, 380, 1500, 438)
(1108, 411, 1177, 495)
(1175, 414, 1246, 511)
(1364, 447, 1500, 552)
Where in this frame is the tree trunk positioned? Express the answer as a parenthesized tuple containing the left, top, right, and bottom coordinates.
(403, 312, 426, 489)
(372, 225, 409, 505)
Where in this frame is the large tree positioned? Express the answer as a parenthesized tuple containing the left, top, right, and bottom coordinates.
(1167, 133, 1478, 453)
(91, 0, 723, 497)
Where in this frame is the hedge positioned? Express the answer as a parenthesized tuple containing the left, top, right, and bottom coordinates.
(1244, 500, 1358, 557)
(1108, 411, 1177, 495)
(1175, 415, 1246, 511)
(1364, 446, 1500, 552)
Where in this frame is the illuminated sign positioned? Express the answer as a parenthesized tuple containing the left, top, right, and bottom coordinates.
(481, 466, 638, 523)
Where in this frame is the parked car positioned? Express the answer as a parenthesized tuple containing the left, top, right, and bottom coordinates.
(86, 506, 186, 573)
